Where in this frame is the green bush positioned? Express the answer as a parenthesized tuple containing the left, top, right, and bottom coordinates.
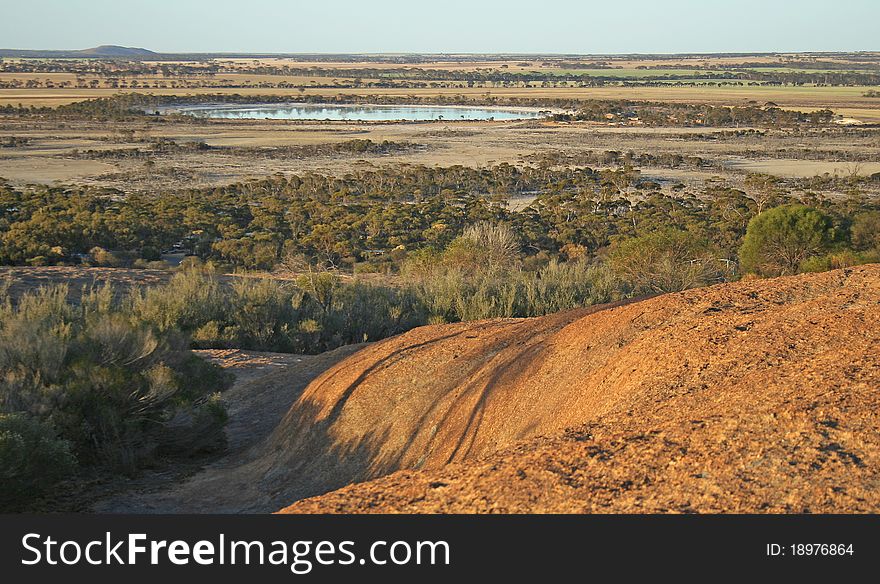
(799, 250, 879, 273)
(0, 413, 75, 510)
(296, 271, 340, 315)
(523, 260, 621, 314)
(442, 222, 522, 275)
(608, 229, 724, 294)
(739, 205, 837, 277)
(0, 282, 232, 485)
(131, 264, 227, 332)
(325, 282, 426, 345)
(407, 258, 624, 322)
(850, 211, 880, 252)
(89, 246, 123, 267)
(226, 278, 301, 352)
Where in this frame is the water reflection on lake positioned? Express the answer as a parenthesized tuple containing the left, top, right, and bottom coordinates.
(164, 103, 543, 121)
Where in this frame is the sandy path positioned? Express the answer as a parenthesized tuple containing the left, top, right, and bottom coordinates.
(93, 345, 364, 513)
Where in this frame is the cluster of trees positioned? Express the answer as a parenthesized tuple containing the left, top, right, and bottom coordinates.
(0, 94, 156, 120)
(720, 59, 880, 72)
(524, 144, 877, 172)
(0, 163, 586, 268)
(525, 149, 709, 169)
(0, 60, 219, 76)
(0, 136, 29, 148)
(72, 138, 214, 159)
(738, 69, 880, 86)
(71, 138, 417, 161)
(4, 59, 878, 88)
(225, 139, 420, 161)
(740, 205, 879, 276)
(553, 100, 836, 127)
(1, 163, 877, 274)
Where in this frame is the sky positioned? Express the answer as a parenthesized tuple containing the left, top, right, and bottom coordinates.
(1, 0, 878, 54)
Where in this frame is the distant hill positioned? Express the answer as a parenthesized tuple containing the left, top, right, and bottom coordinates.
(75, 45, 157, 57)
(0, 45, 158, 59)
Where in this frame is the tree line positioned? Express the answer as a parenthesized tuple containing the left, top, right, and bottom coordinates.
(1, 163, 877, 274)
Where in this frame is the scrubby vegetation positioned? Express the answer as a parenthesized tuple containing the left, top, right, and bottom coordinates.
(0, 282, 232, 510)
(70, 138, 420, 161)
(0, 414, 76, 506)
(1, 44, 879, 516)
(552, 100, 836, 127)
(116, 256, 623, 353)
(5, 194, 871, 365)
(4, 192, 875, 510)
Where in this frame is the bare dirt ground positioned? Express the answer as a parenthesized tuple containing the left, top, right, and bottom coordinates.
(0, 266, 173, 300)
(721, 157, 880, 177)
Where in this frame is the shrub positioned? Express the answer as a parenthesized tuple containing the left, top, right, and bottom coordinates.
(608, 229, 724, 294)
(850, 211, 880, 252)
(158, 392, 229, 457)
(296, 270, 340, 316)
(0, 282, 231, 484)
(739, 205, 837, 277)
(192, 320, 229, 347)
(140, 245, 161, 261)
(0, 285, 73, 414)
(800, 250, 879, 273)
(227, 278, 301, 351)
(0, 413, 75, 510)
(89, 246, 123, 267)
(523, 260, 621, 314)
(445, 222, 521, 274)
(407, 258, 624, 322)
(131, 264, 227, 332)
(325, 282, 426, 345)
(408, 266, 512, 321)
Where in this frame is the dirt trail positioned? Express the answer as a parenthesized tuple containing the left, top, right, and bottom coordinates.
(93, 345, 363, 512)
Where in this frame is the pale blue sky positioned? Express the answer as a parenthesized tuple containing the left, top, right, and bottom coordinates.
(1, 0, 878, 54)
